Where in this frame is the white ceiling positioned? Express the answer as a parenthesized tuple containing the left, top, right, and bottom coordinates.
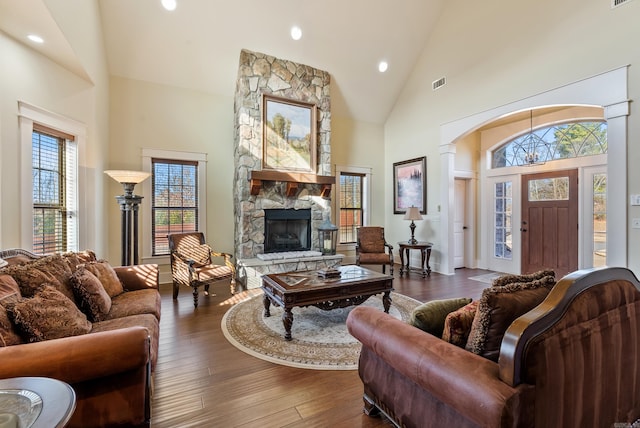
(0, 0, 445, 124)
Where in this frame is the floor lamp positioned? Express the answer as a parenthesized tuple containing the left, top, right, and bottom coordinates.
(105, 170, 150, 266)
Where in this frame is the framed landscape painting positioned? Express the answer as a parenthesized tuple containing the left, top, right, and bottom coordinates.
(262, 94, 317, 173)
(393, 156, 426, 214)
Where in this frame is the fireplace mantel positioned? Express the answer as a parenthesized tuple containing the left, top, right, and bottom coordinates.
(249, 170, 335, 197)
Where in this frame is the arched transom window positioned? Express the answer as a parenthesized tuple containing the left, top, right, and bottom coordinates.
(492, 121, 607, 168)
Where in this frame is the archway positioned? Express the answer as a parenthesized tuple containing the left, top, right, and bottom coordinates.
(439, 66, 629, 275)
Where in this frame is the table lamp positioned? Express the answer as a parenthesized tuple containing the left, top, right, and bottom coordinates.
(403, 206, 423, 245)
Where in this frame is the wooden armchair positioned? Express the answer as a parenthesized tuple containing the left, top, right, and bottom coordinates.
(168, 232, 236, 308)
(356, 227, 394, 275)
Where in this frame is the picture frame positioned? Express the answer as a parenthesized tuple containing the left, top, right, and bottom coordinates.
(262, 94, 317, 173)
(393, 156, 427, 214)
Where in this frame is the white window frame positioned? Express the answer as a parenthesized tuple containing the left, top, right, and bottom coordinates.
(19, 101, 87, 252)
(334, 165, 372, 253)
(141, 148, 207, 265)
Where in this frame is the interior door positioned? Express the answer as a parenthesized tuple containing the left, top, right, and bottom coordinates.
(521, 169, 578, 277)
(453, 179, 466, 268)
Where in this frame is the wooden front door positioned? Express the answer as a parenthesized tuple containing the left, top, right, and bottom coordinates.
(521, 169, 578, 277)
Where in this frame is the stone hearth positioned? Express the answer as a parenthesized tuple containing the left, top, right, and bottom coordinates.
(233, 49, 339, 288)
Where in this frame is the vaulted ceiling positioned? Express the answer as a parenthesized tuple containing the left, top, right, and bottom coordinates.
(0, 0, 446, 124)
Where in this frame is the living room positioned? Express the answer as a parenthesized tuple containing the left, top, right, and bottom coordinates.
(1, 0, 640, 426)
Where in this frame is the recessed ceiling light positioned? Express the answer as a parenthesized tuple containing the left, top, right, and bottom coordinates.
(28, 34, 44, 44)
(378, 61, 388, 73)
(291, 26, 302, 41)
(161, 0, 177, 11)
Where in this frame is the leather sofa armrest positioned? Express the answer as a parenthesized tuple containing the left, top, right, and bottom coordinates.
(115, 264, 159, 291)
(347, 306, 534, 427)
(0, 326, 150, 384)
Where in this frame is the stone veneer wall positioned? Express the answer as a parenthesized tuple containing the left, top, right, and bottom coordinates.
(233, 49, 332, 262)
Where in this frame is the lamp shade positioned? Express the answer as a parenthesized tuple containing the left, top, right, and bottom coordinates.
(403, 206, 423, 221)
(104, 170, 150, 184)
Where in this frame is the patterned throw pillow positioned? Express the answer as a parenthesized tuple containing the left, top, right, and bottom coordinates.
(442, 301, 478, 347)
(0, 278, 23, 347)
(70, 266, 112, 322)
(466, 275, 556, 361)
(6, 285, 92, 342)
(81, 261, 124, 298)
(491, 270, 555, 288)
(409, 297, 473, 337)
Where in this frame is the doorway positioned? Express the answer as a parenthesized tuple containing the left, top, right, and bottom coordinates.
(521, 170, 578, 277)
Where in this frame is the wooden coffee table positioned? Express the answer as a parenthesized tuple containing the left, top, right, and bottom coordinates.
(262, 265, 393, 340)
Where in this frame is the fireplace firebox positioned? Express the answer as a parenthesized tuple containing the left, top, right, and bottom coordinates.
(264, 209, 311, 253)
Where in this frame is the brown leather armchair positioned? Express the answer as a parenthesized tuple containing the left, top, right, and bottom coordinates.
(355, 226, 394, 275)
(168, 232, 236, 307)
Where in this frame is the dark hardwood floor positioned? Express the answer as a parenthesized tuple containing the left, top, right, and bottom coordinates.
(151, 266, 493, 427)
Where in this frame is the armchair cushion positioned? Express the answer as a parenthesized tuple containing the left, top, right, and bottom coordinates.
(409, 297, 472, 337)
(358, 253, 392, 264)
(82, 261, 124, 298)
(70, 267, 112, 322)
(466, 275, 556, 361)
(7, 285, 92, 342)
(357, 227, 386, 253)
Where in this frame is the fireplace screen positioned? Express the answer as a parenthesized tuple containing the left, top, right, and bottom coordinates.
(264, 209, 311, 253)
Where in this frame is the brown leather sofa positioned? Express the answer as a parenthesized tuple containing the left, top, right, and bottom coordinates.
(347, 267, 640, 428)
(0, 249, 160, 428)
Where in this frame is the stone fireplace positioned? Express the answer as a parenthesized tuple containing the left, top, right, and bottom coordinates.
(263, 208, 311, 253)
(233, 49, 343, 288)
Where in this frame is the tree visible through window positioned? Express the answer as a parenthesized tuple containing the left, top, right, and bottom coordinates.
(32, 127, 77, 253)
(339, 173, 363, 243)
(492, 121, 607, 168)
(152, 159, 198, 255)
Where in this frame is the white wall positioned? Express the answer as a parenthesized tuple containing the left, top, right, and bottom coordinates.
(385, 0, 640, 274)
(0, 0, 109, 255)
(107, 77, 235, 264)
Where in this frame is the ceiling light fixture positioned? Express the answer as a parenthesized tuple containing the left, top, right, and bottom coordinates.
(290, 26, 302, 41)
(520, 110, 546, 166)
(161, 0, 177, 11)
(27, 34, 44, 44)
(378, 61, 388, 73)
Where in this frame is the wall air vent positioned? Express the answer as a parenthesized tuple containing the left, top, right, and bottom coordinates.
(611, 0, 633, 9)
(432, 77, 446, 91)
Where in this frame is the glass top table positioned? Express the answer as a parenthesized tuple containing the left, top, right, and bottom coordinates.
(0, 377, 75, 428)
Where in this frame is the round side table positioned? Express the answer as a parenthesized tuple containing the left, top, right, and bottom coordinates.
(398, 241, 433, 278)
(0, 377, 76, 428)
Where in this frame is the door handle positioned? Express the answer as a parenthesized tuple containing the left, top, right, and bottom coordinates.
(520, 228, 527, 232)
(463, 226, 468, 230)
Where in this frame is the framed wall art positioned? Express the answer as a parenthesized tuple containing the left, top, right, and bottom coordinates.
(262, 94, 317, 173)
(393, 156, 426, 214)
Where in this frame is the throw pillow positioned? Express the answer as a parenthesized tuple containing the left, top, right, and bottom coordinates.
(1, 253, 75, 301)
(81, 261, 124, 298)
(0, 292, 23, 347)
(70, 266, 112, 322)
(465, 275, 556, 361)
(6, 285, 91, 342)
(491, 269, 555, 288)
(442, 300, 478, 347)
(409, 297, 473, 337)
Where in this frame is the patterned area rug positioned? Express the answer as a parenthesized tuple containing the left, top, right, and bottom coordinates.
(221, 290, 420, 370)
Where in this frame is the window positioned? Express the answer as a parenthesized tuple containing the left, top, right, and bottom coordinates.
(339, 173, 363, 243)
(593, 173, 607, 267)
(335, 165, 371, 246)
(31, 125, 78, 253)
(494, 181, 512, 260)
(151, 159, 198, 255)
(492, 121, 607, 168)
